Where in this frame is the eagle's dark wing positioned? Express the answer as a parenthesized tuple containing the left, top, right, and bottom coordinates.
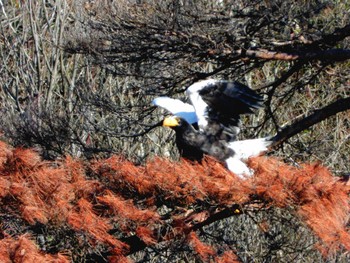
(186, 79, 263, 142)
(199, 80, 263, 115)
(162, 116, 235, 162)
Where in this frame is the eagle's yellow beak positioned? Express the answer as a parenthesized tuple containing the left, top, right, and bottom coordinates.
(163, 116, 180, 127)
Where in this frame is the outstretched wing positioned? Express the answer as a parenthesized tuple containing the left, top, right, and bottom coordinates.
(186, 79, 263, 131)
(200, 80, 263, 114)
(152, 97, 198, 124)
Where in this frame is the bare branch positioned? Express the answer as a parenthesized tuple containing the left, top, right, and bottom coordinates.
(271, 97, 350, 147)
(236, 49, 350, 61)
(221, 48, 350, 62)
(123, 203, 245, 256)
(310, 23, 350, 48)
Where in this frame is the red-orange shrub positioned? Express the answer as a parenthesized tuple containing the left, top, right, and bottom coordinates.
(187, 231, 216, 261)
(0, 140, 349, 260)
(249, 156, 350, 254)
(0, 235, 69, 262)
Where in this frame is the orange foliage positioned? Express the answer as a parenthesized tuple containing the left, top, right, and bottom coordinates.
(0, 140, 349, 260)
(93, 156, 251, 205)
(108, 254, 133, 263)
(0, 141, 11, 169)
(67, 198, 129, 253)
(248, 157, 350, 254)
(64, 156, 102, 199)
(0, 235, 69, 262)
(92, 155, 157, 196)
(97, 190, 160, 240)
(135, 226, 157, 245)
(0, 177, 10, 198)
(187, 231, 216, 261)
(98, 190, 160, 224)
(0, 143, 129, 260)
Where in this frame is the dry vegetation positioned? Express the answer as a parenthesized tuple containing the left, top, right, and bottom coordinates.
(0, 140, 349, 261)
(0, 0, 349, 262)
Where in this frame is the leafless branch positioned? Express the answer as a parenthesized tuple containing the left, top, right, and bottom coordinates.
(271, 97, 350, 147)
(238, 48, 350, 62)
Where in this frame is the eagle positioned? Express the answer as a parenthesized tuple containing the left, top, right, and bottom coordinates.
(152, 79, 272, 178)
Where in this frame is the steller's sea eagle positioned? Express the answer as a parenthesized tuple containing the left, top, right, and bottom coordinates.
(152, 79, 272, 178)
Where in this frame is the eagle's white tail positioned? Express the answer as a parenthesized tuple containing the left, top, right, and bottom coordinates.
(229, 137, 272, 160)
(225, 156, 254, 178)
(225, 137, 272, 178)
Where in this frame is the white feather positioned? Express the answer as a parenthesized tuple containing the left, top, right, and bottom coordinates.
(225, 156, 253, 178)
(225, 137, 272, 177)
(152, 97, 198, 124)
(228, 138, 271, 160)
(185, 79, 218, 130)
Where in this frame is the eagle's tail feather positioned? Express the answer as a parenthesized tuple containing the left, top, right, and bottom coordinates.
(225, 137, 272, 178)
(228, 137, 272, 160)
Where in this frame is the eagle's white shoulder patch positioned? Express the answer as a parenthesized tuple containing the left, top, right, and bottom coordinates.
(185, 79, 218, 130)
